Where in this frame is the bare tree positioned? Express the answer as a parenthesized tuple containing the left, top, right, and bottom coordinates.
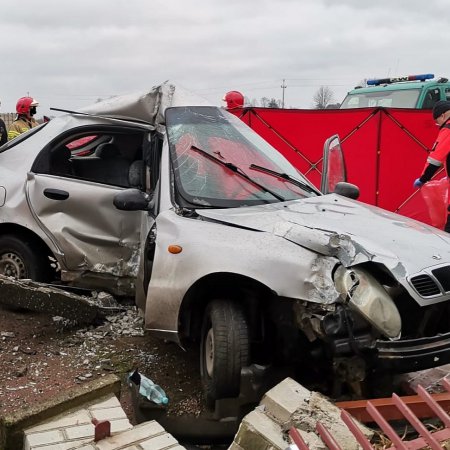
(258, 97, 282, 108)
(245, 96, 259, 107)
(267, 98, 281, 108)
(313, 86, 335, 109)
(260, 97, 270, 107)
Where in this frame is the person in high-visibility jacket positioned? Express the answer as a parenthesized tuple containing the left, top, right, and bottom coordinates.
(414, 100, 450, 232)
(7, 97, 39, 140)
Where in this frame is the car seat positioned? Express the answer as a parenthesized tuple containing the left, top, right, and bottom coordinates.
(71, 143, 130, 187)
(96, 143, 130, 187)
(128, 160, 145, 190)
(50, 148, 73, 176)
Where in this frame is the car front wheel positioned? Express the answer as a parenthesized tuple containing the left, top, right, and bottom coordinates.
(200, 299, 250, 407)
(0, 235, 52, 281)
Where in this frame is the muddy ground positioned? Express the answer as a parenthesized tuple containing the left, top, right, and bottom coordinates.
(0, 304, 205, 422)
(2, 297, 450, 450)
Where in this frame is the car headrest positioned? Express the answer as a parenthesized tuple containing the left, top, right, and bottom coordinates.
(96, 143, 120, 159)
(128, 160, 145, 189)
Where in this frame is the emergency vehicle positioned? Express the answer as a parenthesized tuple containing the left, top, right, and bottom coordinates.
(340, 73, 450, 109)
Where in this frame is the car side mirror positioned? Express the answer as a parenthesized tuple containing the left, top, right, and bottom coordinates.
(333, 182, 360, 200)
(113, 188, 152, 211)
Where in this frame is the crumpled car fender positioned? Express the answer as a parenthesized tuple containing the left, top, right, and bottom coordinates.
(144, 210, 341, 337)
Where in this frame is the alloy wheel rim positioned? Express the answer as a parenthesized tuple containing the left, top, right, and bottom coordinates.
(0, 252, 27, 278)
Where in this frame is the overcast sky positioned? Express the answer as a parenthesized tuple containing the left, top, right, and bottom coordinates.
(1, 0, 449, 116)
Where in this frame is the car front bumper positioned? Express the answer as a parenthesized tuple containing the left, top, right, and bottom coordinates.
(376, 332, 450, 373)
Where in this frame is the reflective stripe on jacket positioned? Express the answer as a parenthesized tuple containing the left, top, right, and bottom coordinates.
(7, 117, 38, 140)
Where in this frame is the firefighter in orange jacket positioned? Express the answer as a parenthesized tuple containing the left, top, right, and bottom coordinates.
(7, 97, 39, 140)
(414, 100, 450, 232)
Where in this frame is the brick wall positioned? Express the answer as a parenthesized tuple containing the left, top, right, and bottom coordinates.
(23, 394, 185, 450)
(0, 113, 15, 129)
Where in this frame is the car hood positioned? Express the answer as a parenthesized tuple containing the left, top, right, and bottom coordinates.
(197, 194, 450, 278)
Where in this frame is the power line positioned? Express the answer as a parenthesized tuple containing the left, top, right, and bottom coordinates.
(194, 80, 351, 92)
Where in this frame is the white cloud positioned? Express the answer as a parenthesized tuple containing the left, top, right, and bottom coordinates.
(0, 0, 448, 114)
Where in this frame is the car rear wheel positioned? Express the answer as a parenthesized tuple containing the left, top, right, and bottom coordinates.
(200, 299, 250, 407)
(0, 235, 52, 282)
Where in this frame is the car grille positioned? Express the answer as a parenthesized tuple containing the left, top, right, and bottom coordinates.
(410, 265, 450, 298)
(410, 274, 441, 297)
(432, 266, 450, 292)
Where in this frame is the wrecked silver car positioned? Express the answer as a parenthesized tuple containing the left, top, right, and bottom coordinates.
(1, 82, 450, 405)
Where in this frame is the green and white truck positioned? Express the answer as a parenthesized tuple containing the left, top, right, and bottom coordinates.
(340, 73, 450, 109)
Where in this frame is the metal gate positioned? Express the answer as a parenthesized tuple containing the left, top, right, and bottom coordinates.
(289, 378, 450, 449)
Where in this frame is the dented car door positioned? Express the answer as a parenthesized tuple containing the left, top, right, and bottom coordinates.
(27, 175, 141, 275)
(26, 131, 147, 294)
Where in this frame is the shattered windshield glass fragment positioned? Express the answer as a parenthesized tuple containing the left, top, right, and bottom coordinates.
(190, 145, 285, 201)
(166, 106, 318, 208)
(249, 164, 318, 194)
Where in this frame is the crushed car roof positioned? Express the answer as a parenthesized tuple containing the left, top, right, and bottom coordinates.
(80, 81, 212, 125)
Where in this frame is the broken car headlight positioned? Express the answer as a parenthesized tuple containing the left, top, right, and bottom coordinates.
(333, 266, 401, 339)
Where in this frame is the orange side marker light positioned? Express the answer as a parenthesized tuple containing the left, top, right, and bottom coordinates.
(168, 245, 182, 254)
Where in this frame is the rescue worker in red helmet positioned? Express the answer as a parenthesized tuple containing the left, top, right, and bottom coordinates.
(222, 91, 244, 110)
(7, 96, 39, 140)
(414, 100, 450, 232)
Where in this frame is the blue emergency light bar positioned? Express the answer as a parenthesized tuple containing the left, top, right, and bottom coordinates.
(367, 73, 434, 86)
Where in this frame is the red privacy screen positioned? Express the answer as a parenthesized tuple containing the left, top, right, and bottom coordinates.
(234, 107, 442, 227)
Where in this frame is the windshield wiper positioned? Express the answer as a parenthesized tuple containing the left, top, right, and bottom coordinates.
(249, 164, 318, 194)
(190, 145, 285, 201)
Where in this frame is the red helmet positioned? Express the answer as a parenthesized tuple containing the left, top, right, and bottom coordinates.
(222, 91, 244, 110)
(16, 97, 39, 115)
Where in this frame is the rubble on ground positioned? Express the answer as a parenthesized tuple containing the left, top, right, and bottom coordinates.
(230, 377, 374, 450)
(0, 275, 124, 325)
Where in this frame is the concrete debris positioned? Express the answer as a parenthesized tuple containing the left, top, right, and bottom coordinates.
(230, 377, 373, 450)
(0, 275, 125, 325)
(56, 307, 148, 383)
(12, 365, 28, 378)
(1, 332, 15, 339)
(75, 308, 145, 340)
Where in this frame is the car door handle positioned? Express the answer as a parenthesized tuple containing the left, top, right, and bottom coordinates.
(43, 188, 70, 201)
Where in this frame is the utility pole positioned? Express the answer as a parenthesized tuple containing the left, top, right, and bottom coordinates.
(281, 79, 287, 108)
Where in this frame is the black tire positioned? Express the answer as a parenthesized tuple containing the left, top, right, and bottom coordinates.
(0, 235, 52, 282)
(200, 299, 250, 407)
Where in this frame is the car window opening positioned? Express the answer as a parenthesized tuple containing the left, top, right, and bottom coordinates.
(44, 130, 149, 189)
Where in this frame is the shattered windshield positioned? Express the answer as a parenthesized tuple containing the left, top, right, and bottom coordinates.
(340, 89, 421, 109)
(166, 106, 318, 208)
